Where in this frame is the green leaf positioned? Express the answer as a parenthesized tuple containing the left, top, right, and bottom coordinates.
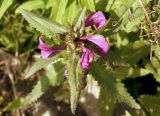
(20, 9, 67, 38)
(66, 49, 83, 114)
(120, 40, 150, 65)
(145, 57, 160, 82)
(90, 63, 140, 109)
(25, 53, 63, 78)
(50, 0, 68, 24)
(99, 87, 114, 116)
(73, 7, 86, 31)
(110, 67, 150, 79)
(63, 0, 80, 25)
(87, 0, 95, 11)
(15, 0, 45, 13)
(4, 97, 24, 111)
(23, 62, 65, 105)
(105, 0, 151, 32)
(139, 95, 160, 116)
(0, 0, 13, 20)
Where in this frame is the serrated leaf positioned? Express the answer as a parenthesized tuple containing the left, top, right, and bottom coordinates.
(66, 49, 83, 114)
(139, 95, 160, 116)
(120, 40, 150, 65)
(99, 87, 114, 116)
(20, 9, 67, 38)
(4, 97, 24, 111)
(23, 62, 65, 105)
(73, 7, 86, 31)
(25, 53, 63, 78)
(145, 58, 160, 82)
(111, 67, 150, 79)
(0, 0, 13, 20)
(90, 63, 140, 109)
(15, 0, 45, 13)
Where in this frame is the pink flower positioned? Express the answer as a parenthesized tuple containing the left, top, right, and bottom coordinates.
(38, 36, 66, 58)
(85, 11, 107, 29)
(80, 47, 94, 69)
(83, 34, 109, 54)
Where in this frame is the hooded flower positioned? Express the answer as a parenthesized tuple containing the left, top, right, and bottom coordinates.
(38, 11, 109, 70)
(80, 47, 94, 69)
(83, 34, 109, 54)
(80, 11, 109, 69)
(38, 36, 66, 58)
(85, 11, 107, 29)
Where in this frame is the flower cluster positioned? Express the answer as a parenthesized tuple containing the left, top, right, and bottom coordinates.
(38, 11, 109, 69)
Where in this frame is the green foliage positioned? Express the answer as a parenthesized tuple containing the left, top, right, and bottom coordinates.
(4, 97, 24, 111)
(99, 87, 114, 116)
(24, 62, 65, 105)
(105, 0, 151, 31)
(73, 7, 86, 31)
(145, 57, 160, 82)
(20, 9, 67, 38)
(0, 0, 13, 20)
(15, 0, 45, 13)
(50, 0, 68, 24)
(107, 67, 150, 80)
(120, 40, 150, 65)
(90, 63, 140, 109)
(139, 95, 160, 116)
(66, 49, 83, 114)
(25, 53, 63, 78)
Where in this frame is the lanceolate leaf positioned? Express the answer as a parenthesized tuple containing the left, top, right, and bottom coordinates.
(15, 0, 45, 13)
(4, 97, 24, 111)
(24, 62, 65, 105)
(0, 0, 13, 20)
(73, 7, 86, 31)
(25, 53, 63, 78)
(66, 49, 83, 114)
(20, 9, 67, 38)
(87, 0, 95, 11)
(50, 0, 68, 24)
(90, 63, 140, 109)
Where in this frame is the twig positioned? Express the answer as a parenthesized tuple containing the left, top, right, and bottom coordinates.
(139, 0, 160, 47)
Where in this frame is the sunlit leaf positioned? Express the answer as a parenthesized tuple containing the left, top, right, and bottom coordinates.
(0, 0, 13, 20)
(20, 9, 67, 38)
(25, 53, 63, 78)
(4, 97, 24, 111)
(15, 0, 45, 13)
(24, 62, 65, 105)
(90, 63, 140, 109)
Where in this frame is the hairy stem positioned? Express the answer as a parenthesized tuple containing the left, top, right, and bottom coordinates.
(139, 0, 160, 47)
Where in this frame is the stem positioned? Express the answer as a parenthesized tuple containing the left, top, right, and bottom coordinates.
(15, 38, 19, 57)
(6, 65, 23, 116)
(139, 0, 160, 47)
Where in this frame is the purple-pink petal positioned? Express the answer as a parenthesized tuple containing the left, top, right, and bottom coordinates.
(80, 47, 94, 69)
(38, 36, 66, 58)
(83, 34, 109, 55)
(85, 11, 107, 29)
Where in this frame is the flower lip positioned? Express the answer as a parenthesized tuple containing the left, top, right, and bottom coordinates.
(83, 34, 109, 55)
(80, 47, 94, 69)
(38, 36, 66, 58)
(85, 11, 107, 29)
